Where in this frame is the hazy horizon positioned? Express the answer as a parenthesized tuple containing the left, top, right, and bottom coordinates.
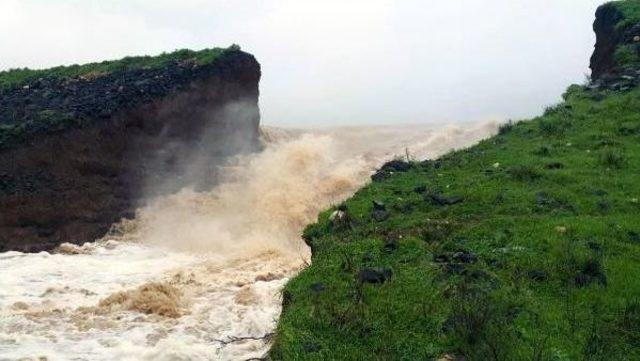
(1, 0, 605, 126)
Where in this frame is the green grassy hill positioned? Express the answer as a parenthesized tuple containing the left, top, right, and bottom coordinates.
(0, 46, 235, 90)
(272, 2, 640, 358)
(270, 72, 640, 361)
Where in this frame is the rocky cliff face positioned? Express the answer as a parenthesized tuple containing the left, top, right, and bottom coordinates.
(590, 1, 640, 90)
(0, 48, 261, 252)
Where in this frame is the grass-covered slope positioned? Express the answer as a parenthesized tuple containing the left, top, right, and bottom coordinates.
(271, 85, 640, 360)
(0, 46, 235, 90)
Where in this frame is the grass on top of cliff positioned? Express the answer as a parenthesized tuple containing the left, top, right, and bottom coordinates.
(270, 85, 640, 361)
(614, 0, 640, 29)
(0, 45, 237, 89)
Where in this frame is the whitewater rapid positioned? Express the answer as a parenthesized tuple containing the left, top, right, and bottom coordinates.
(0, 122, 497, 361)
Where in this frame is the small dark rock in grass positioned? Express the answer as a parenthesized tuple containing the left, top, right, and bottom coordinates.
(597, 199, 612, 212)
(310, 282, 325, 293)
(544, 162, 564, 169)
(303, 343, 321, 353)
(508, 165, 541, 181)
(628, 231, 640, 243)
(413, 185, 427, 194)
(357, 268, 392, 284)
(528, 270, 548, 281)
(427, 192, 463, 206)
(372, 209, 389, 222)
(372, 200, 386, 210)
(381, 159, 411, 172)
(452, 251, 477, 264)
(575, 259, 607, 287)
(574, 273, 591, 287)
(443, 263, 465, 275)
(371, 170, 391, 182)
(383, 238, 398, 253)
(587, 242, 603, 251)
(590, 189, 608, 196)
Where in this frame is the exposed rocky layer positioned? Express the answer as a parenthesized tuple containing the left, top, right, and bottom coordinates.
(0, 49, 261, 252)
(590, 1, 640, 90)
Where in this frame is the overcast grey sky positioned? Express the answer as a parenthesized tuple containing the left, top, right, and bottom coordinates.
(0, 0, 605, 126)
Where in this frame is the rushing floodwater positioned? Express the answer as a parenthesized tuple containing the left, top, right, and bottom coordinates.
(0, 122, 497, 361)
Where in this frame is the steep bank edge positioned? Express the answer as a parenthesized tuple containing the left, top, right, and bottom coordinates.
(0, 49, 261, 252)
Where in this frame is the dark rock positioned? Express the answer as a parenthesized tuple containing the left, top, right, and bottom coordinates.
(310, 282, 325, 293)
(587, 242, 603, 251)
(443, 263, 465, 275)
(575, 259, 607, 287)
(372, 200, 386, 211)
(590, 2, 640, 87)
(535, 192, 548, 205)
(427, 192, 463, 206)
(371, 209, 389, 222)
(528, 270, 548, 281)
(413, 185, 427, 194)
(370, 170, 390, 182)
(544, 162, 564, 169)
(597, 199, 612, 212)
(628, 231, 640, 243)
(452, 251, 477, 264)
(357, 268, 392, 284)
(574, 273, 591, 287)
(383, 238, 397, 253)
(381, 159, 411, 172)
(303, 343, 321, 353)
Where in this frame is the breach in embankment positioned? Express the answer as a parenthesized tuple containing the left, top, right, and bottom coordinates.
(0, 46, 261, 252)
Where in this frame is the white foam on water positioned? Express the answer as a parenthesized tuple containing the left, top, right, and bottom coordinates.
(0, 121, 498, 361)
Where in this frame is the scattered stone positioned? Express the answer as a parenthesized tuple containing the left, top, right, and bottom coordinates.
(381, 159, 412, 172)
(372, 209, 389, 222)
(597, 199, 612, 212)
(303, 343, 321, 353)
(544, 162, 564, 169)
(443, 263, 465, 275)
(310, 283, 325, 293)
(452, 251, 477, 264)
(574, 259, 607, 287)
(372, 200, 386, 210)
(357, 268, 392, 284)
(383, 238, 397, 253)
(413, 185, 427, 194)
(528, 270, 548, 281)
(587, 242, 602, 251)
(427, 192, 463, 206)
(590, 189, 608, 196)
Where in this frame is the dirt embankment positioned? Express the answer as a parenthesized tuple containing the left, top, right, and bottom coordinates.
(0, 50, 261, 252)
